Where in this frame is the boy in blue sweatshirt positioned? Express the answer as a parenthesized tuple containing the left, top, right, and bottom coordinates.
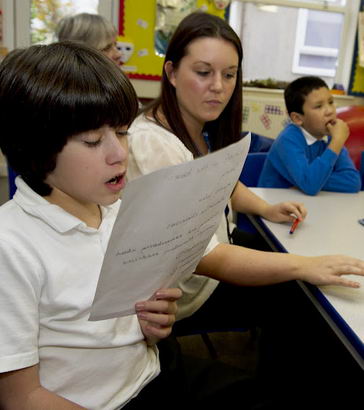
(258, 76, 361, 195)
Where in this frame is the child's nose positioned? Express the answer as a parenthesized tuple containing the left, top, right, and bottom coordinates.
(326, 104, 335, 115)
(107, 135, 128, 165)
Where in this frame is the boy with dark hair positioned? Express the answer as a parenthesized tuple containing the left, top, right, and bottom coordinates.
(0, 41, 182, 409)
(259, 75, 361, 195)
(0, 41, 259, 410)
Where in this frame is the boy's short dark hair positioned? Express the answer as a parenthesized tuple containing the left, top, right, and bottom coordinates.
(0, 41, 138, 196)
(284, 76, 328, 115)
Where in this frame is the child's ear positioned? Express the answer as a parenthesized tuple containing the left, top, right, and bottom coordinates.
(290, 111, 304, 126)
(164, 61, 176, 87)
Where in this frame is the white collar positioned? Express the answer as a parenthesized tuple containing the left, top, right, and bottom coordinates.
(13, 176, 119, 234)
(300, 126, 328, 145)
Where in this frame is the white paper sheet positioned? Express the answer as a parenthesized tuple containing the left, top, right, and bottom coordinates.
(89, 135, 251, 320)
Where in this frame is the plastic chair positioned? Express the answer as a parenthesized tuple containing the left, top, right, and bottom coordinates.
(176, 325, 256, 359)
(336, 106, 364, 170)
(7, 164, 17, 199)
(246, 132, 274, 153)
(360, 152, 364, 191)
(239, 152, 268, 187)
(237, 152, 268, 232)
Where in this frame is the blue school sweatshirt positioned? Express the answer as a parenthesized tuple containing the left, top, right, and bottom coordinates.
(258, 123, 361, 195)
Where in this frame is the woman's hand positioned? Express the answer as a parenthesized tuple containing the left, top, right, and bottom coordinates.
(261, 201, 307, 223)
(296, 254, 364, 288)
(135, 288, 182, 345)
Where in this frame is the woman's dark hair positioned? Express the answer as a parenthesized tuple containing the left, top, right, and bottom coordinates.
(0, 41, 138, 195)
(145, 11, 243, 157)
(284, 76, 328, 115)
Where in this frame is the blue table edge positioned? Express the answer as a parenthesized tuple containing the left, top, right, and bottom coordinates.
(247, 214, 364, 370)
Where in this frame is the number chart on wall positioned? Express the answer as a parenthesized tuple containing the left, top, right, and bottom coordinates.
(118, 0, 230, 80)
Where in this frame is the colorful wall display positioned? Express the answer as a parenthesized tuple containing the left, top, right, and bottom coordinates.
(118, 0, 229, 80)
(243, 99, 289, 137)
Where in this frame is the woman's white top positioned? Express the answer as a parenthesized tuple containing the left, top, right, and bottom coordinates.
(128, 114, 226, 320)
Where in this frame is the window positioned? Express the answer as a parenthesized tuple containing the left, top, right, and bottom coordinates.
(1, 0, 117, 50)
(292, 8, 343, 77)
(229, 0, 360, 89)
(31, 0, 99, 44)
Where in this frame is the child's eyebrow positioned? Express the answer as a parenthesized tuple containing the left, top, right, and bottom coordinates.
(313, 98, 333, 105)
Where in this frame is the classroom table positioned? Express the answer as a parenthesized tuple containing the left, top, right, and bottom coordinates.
(248, 187, 364, 370)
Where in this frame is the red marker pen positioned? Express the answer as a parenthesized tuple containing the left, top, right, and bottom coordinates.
(289, 218, 300, 234)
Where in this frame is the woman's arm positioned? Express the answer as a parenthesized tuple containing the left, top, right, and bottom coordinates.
(231, 181, 307, 222)
(196, 243, 364, 288)
(0, 365, 86, 410)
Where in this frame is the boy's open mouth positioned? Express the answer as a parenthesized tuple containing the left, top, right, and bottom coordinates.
(107, 174, 123, 184)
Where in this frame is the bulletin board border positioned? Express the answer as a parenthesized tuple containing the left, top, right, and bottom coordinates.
(348, 0, 364, 96)
(119, 0, 125, 36)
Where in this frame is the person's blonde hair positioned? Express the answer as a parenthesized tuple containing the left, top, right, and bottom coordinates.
(55, 13, 118, 51)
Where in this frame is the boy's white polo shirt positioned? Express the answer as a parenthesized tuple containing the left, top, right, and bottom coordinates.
(0, 177, 159, 409)
(0, 177, 220, 408)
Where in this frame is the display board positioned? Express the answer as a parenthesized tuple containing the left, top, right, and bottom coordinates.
(118, 0, 229, 80)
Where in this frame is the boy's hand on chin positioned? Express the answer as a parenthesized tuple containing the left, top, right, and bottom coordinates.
(327, 118, 349, 144)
